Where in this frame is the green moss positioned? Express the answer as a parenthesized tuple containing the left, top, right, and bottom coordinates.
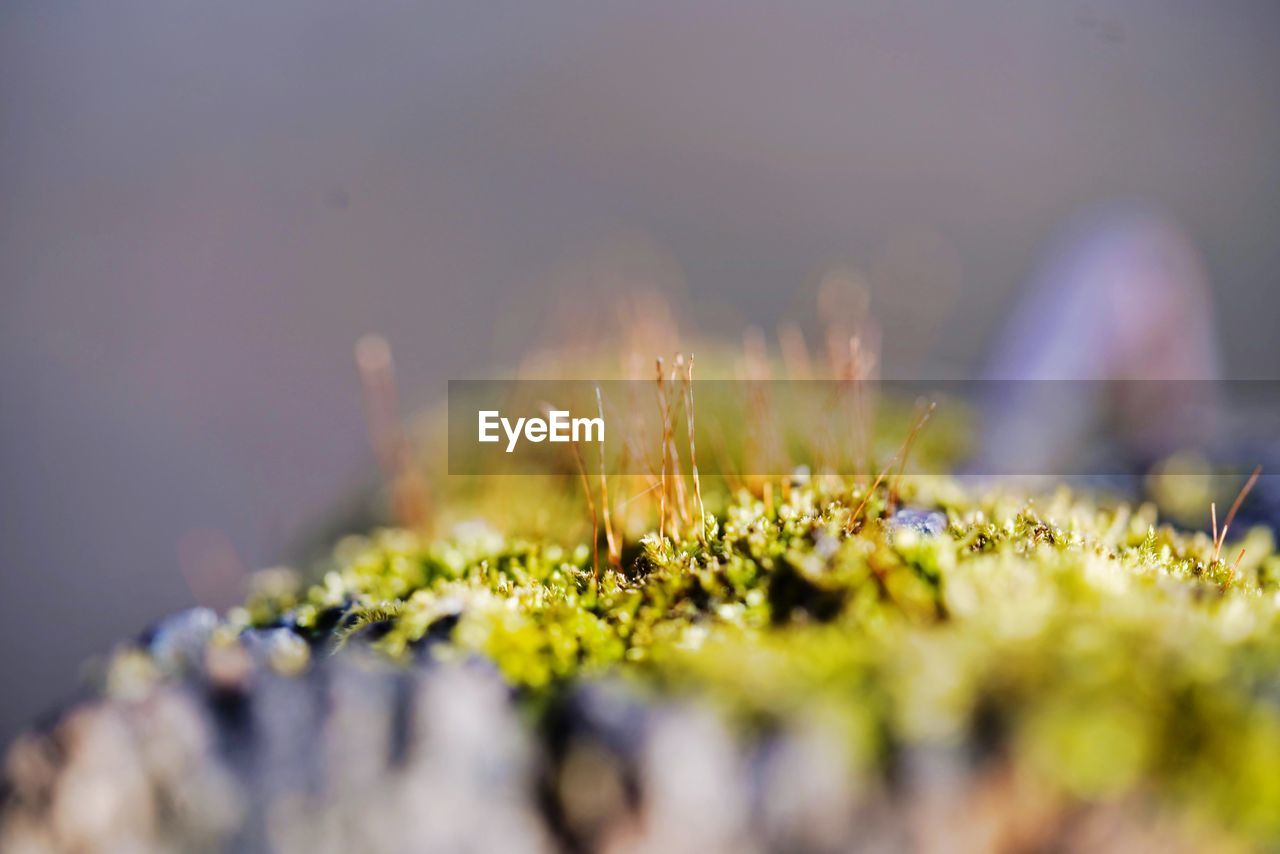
(226, 474, 1280, 842)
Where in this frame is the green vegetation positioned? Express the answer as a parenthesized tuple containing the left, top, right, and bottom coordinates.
(232, 472, 1280, 844)
(33, 324, 1272, 848)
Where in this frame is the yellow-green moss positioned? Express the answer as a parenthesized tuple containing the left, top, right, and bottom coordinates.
(228, 475, 1280, 843)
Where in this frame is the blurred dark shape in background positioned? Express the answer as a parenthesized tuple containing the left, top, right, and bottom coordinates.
(980, 209, 1222, 477)
(2, 1, 1279, 744)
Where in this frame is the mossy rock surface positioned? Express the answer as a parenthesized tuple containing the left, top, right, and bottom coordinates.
(4, 472, 1280, 852)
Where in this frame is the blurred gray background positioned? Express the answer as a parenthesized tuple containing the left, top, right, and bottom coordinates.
(2, 1, 1279, 744)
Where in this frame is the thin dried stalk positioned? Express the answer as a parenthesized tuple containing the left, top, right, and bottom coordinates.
(845, 399, 936, 534)
(355, 335, 430, 532)
(668, 359, 691, 529)
(681, 354, 706, 543)
(655, 358, 670, 540)
(1227, 546, 1247, 586)
(1214, 465, 1262, 562)
(889, 399, 937, 509)
(570, 433, 599, 581)
(596, 387, 620, 569)
(777, 321, 813, 380)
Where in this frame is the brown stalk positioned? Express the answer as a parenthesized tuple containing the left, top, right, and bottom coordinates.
(1226, 546, 1247, 586)
(655, 358, 670, 540)
(847, 334, 881, 484)
(741, 328, 780, 506)
(1213, 465, 1261, 562)
(845, 463, 894, 535)
(355, 335, 430, 532)
(777, 321, 813, 380)
(541, 402, 599, 580)
(667, 359, 691, 529)
(682, 354, 707, 543)
(888, 399, 937, 509)
(845, 399, 936, 534)
(596, 387, 620, 569)
(621, 480, 663, 510)
(569, 429, 599, 581)
(620, 379, 661, 536)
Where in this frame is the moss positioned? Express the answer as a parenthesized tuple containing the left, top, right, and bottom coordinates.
(221, 474, 1280, 843)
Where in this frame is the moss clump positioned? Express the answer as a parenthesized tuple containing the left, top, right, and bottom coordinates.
(227, 474, 1280, 844)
